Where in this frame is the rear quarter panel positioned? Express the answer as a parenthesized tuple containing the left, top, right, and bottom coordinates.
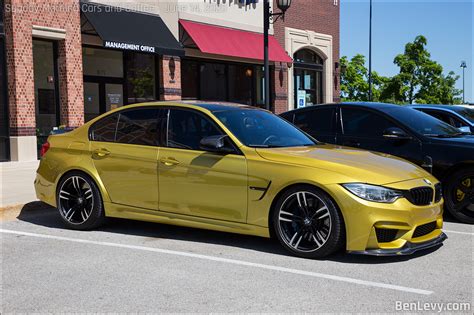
(35, 125, 112, 207)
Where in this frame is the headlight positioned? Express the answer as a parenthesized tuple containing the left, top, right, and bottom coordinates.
(342, 183, 403, 203)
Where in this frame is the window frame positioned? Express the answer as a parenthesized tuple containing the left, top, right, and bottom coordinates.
(180, 57, 271, 108)
(162, 107, 243, 155)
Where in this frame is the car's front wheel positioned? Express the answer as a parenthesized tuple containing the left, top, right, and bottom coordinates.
(444, 168, 474, 224)
(272, 185, 345, 258)
(57, 172, 105, 230)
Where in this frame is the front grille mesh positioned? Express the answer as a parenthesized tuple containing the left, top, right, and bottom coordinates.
(375, 228, 398, 243)
(408, 187, 434, 206)
(413, 221, 437, 238)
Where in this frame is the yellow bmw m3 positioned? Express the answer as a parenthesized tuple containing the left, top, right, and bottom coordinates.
(35, 101, 447, 258)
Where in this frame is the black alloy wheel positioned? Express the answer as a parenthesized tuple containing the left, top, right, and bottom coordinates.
(57, 172, 105, 230)
(272, 185, 345, 258)
(445, 168, 474, 224)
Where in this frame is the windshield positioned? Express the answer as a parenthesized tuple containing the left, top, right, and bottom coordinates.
(213, 109, 317, 148)
(452, 107, 474, 124)
(385, 107, 462, 137)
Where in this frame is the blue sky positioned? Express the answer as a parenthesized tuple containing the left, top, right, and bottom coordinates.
(341, 0, 473, 103)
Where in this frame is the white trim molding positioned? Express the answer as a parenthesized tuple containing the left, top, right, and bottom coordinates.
(32, 25, 66, 40)
(285, 27, 334, 110)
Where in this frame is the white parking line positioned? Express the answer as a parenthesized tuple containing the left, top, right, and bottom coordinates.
(0, 228, 433, 296)
(444, 230, 474, 236)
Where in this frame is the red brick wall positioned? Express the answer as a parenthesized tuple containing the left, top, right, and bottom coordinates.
(273, 63, 288, 114)
(160, 55, 182, 101)
(4, 0, 83, 136)
(273, 0, 341, 105)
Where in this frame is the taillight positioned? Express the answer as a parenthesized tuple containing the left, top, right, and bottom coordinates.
(40, 141, 50, 157)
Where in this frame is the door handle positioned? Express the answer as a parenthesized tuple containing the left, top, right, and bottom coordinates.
(93, 148, 111, 157)
(160, 157, 180, 166)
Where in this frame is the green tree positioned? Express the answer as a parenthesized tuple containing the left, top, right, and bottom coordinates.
(380, 35, 461, 104)
(340, 54, 383, 102)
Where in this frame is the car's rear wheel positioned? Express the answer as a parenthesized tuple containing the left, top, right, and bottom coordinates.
(57, 172, 105, 230)
(445, 168, 474, 224)
(272, 185, 345, 258)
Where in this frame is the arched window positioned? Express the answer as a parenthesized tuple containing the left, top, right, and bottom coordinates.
(293, 49, 324, 107)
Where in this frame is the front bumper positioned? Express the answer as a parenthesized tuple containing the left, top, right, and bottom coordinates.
(348, 232, 447, 256)
(326, 178, 446, 255)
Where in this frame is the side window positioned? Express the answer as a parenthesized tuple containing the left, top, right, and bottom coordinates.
(115, 108, 160, 146)
(448, 115, 469, 129)
(342, 108, 396, 137)
(90, 114, 119, 142)
(423, 110, 452, 125)
(167, 109, 224, 150)
(294, 108, 335, 134)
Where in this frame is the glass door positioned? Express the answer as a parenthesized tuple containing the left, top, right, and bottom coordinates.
(83, 80, 124, 122)
(33, 39, 59, 157)
(294, 68, 323, 107)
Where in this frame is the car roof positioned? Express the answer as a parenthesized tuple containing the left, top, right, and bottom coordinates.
(283, 102, 404, 114)
(408, 104, 462, 110)
(120, 100, 262, 113)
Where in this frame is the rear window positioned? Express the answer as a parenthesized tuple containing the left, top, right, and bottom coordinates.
(89, 114, 118, 142)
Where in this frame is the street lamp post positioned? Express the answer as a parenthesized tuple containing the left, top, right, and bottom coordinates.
(368, 0, 373, 102)
(461, 61, 467, 104)
(263, 0, 292, 110)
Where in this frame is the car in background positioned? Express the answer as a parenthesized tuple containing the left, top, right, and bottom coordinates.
(34, 101, 446, 258)
(281, 102, 474, 224)
(409, 105, 474, 134)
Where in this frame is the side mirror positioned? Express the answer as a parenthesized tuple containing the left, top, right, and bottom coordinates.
(199, 135, 233, 154)
(383, 127, 412, 140)
(458, 126, 471, 134)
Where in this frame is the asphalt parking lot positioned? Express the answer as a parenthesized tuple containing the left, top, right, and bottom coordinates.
(1, 202, 473, 313)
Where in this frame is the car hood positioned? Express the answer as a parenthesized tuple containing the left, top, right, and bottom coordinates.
(256, 144, 431, 185)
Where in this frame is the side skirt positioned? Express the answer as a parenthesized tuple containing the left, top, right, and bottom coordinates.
(104, 202, 271, 238)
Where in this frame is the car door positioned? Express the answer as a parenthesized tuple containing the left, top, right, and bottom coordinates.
(292, 106, 337, 144)
(339, 106, 423, 165)
(158, 107, 248, 223)
(89, 107, 161, 210)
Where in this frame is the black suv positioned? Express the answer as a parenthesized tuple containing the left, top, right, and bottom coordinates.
(281, 102, 474, 224)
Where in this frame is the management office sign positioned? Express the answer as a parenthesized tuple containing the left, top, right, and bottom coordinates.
(104, 41, 156, 53)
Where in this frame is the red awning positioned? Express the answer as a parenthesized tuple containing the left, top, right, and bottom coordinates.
(180, 20, 292, 63)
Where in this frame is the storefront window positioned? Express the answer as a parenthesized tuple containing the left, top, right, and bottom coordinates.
(125, 53, 157, 103)
(294, 49, 324, 107)
(228, 64, 253, 105)
(181, 59, 199, 99)
(83, 47, 159, 121)
(83, 47, 123, 77)
(181, 59, 264, 106)
(33, 40, 59, 156)
(200, 62, 227, 101)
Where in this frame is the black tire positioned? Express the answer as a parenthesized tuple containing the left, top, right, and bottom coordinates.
(56, 171, 105, 230)
(272, 185, 345, 258)
(444, 168, 474, 224)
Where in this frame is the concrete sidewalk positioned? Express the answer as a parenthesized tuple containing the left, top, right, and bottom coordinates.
(0, 161, 39, 208)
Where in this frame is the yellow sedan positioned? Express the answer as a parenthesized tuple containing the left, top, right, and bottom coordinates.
(34, 101, 447, 258)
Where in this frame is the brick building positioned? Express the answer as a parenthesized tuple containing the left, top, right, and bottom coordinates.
(0, 0, 340, 163)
